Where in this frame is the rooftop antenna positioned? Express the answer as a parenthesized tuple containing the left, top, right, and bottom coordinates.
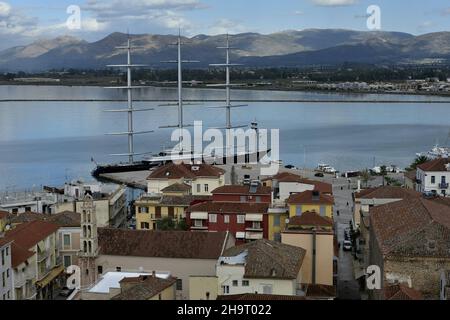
(104, 32, 154, 164)
(208, 33, 248, 156)
(160, 28, 200, 151)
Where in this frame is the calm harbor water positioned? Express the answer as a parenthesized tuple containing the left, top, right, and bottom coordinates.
(1, 85, 450, 191)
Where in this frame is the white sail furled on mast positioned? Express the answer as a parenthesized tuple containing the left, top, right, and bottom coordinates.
(104, 35, 154, 164)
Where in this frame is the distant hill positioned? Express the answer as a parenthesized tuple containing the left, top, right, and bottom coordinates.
(1, 29, 450, 71)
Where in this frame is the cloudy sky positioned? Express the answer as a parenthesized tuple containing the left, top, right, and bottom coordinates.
(1, 0, 450, 49)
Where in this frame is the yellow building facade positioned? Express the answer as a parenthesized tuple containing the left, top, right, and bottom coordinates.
(287, 191, 334, 220)
(267, 208, 289, 241)
(136, 196, 187, 230)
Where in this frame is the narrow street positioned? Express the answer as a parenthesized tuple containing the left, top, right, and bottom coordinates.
(333, 179, 362, 300)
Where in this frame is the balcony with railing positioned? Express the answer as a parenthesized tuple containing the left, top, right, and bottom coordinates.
(37, 249, 51, 263)
(439, 182, 449, 189)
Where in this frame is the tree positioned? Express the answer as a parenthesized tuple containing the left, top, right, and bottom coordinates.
(156, 217, 176, 231)
(406, 155, 430, 171)
(230, 165, 238, 185)
(380, 165, 388, 186)
(156, 217, 189, 231)
(360, 169, 372, 188)
(176, 219, 189, 231)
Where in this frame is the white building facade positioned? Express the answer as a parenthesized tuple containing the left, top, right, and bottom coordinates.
(0, 240, 13, 300)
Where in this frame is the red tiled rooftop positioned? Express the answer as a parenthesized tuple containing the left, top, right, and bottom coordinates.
(355, 186, 420, 200)
(98, 229, 230, 260)
(288, 211, 333, 228)
(287, 191, 334, 205)
(147, 163, 224, 180)
(370, 197, 450, 255)
(5, 220, 59, 250)
(417, 157, 450, 172)
(384, 284, 424, 300)
(263, 172, 332, 194)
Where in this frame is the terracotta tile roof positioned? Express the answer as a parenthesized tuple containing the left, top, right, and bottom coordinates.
(112, 276, 177, 300)
(5, 220, 59, 249)
(147, 163, 225, 180)
(288, 211, 333, 228)
(10, 241, 34, 268)
(417, 157, 450, 172)
(370, 198, 450, 256)
(4, 220, 59, 268)
(7, 211, 80, 228)
(187, 201, 269, 214)
(217, 294, 306, 300)
(159, 195, 211, 207)
(299, 179, 333, 194)
(287, 191, 334, 205)
(0, 237, 12, 248)
(98, 228, 230, 260)
(429, 196, 450, 208)
(212, 185, 272, 195)
(355, 186, 421, 199)
(221, 239, 306, 280)
(263, 173, 332, 194)
(161, 183, 191, 193)
(46, 211, 80, 227)
(7, 212, 45, 224)
(262, 172, 303, 182)
(384, 284, 424, 300)
(305, 284, 337, 298)
(404, 170, 417, 181)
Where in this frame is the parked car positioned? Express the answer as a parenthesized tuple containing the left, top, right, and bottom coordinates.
(343, 240, 353, 252)
(315, 172, 325, 178)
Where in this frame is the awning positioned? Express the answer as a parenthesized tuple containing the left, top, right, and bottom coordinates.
(245, 214, 263, 222)
(36, 265, 65, 288)
(190, 212, 208, 220)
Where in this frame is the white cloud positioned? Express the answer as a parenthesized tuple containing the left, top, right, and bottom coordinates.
(294, 10, 304, 15)
(417, 21, 434, 31)
(0, 2, 38, 36)
(312, 0, 358, 7)
(0, 1, 11, 17)
(207, 18, 249, 35)
(84, 0, 205, 20)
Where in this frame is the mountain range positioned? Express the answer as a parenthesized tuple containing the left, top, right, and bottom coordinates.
(1, 29, 450, 72)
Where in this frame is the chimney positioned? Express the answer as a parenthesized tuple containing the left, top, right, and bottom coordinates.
(357, 180, 361, 192)
(312, 190, 320, 201)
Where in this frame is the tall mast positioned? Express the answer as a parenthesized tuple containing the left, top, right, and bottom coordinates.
(105, 34, 154, 164)
(209, 34, 247, 155)
(160, 29, 199, 151)
(126, 38, 134, 163)
(177, 31, 183, 140)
